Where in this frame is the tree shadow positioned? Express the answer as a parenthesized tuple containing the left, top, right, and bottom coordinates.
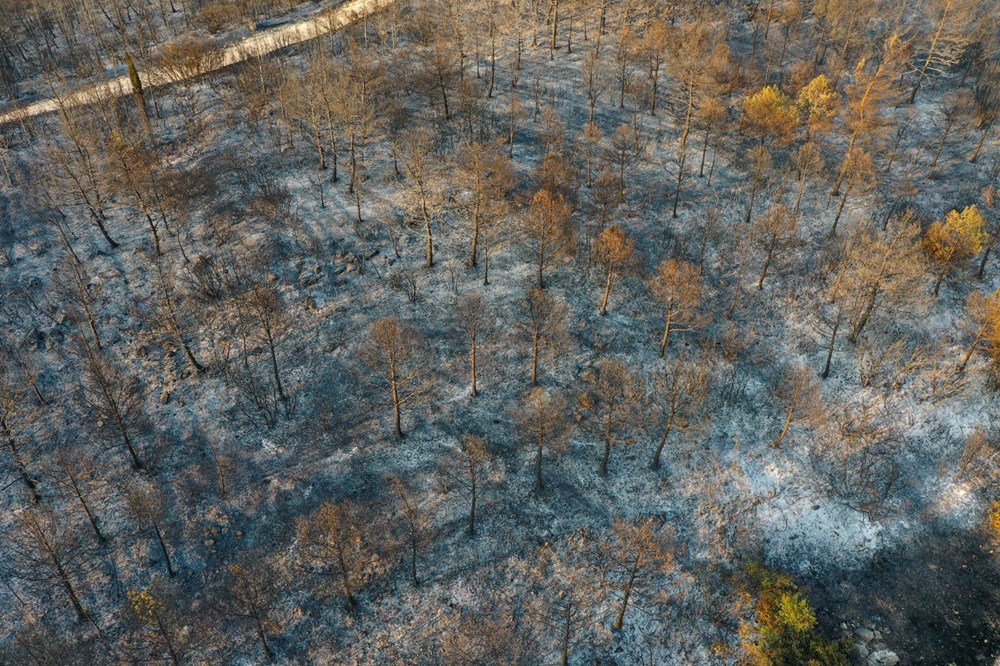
(811, 522, 1000, 665)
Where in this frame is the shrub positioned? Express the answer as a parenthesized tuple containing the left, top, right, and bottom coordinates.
(986, 501, 1000, 542)
(739, 564, 853, 666)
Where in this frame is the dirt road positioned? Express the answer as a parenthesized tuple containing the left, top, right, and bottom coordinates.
(0, 0, 396, 126)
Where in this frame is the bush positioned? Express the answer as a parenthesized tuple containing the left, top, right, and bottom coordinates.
(194, 3, 233, 34)
(739, 564, 853, 666)
(986, 501, 1000, 542)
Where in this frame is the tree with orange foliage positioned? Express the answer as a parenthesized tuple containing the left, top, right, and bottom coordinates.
(517, 387, 571, 491)
(829, 148, 874, 235)
(666, 22, 721, 218)
(522, 189, 575, 289)
(456, 139, 517, 270)
(296, 500, 379, 610)
(581, 358, 644, 478)
(360, 317, 433, 439)
(831, 34, 908, 196)
(649, 259, 703, 356)
(594, 224, 636, 315)
(516, 285, 570, 386)
(599, 516, 675, 630)
(959, 289, 1000, 372)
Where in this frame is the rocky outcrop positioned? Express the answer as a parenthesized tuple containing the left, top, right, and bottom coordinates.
(845, 622, 898, 666)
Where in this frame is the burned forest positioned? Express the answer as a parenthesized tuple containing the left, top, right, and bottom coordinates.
(1, 0, 1000, 663)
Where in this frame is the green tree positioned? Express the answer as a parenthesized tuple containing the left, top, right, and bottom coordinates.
(923, 205, 988, 296)
(739, 565, 852, 665)
(796, 75, 839, 140)
(743, 85, 799, 147)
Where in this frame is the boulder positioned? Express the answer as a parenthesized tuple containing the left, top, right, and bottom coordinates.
(867, 649, 899, 666)
(855, 627, 875, 642)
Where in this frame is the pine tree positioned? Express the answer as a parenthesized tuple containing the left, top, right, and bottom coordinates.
(743, 85, 799, 147)
(923, 205, 988, 296)
(593, 224, 636, 315)
(649, 259, 703, 356)
(959, 289, 1000, 371)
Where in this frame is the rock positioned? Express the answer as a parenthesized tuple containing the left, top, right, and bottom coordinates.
(867, 649, 899, 666)
(873, 630, 882, 641)
(159, 390, 171, 405)
(204, 538, 215, 547)
(855, 628, 875, 642)
(854, 643, 869, 660)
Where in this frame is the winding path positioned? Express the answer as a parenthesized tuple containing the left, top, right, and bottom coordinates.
(0, 0, 396, 126)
